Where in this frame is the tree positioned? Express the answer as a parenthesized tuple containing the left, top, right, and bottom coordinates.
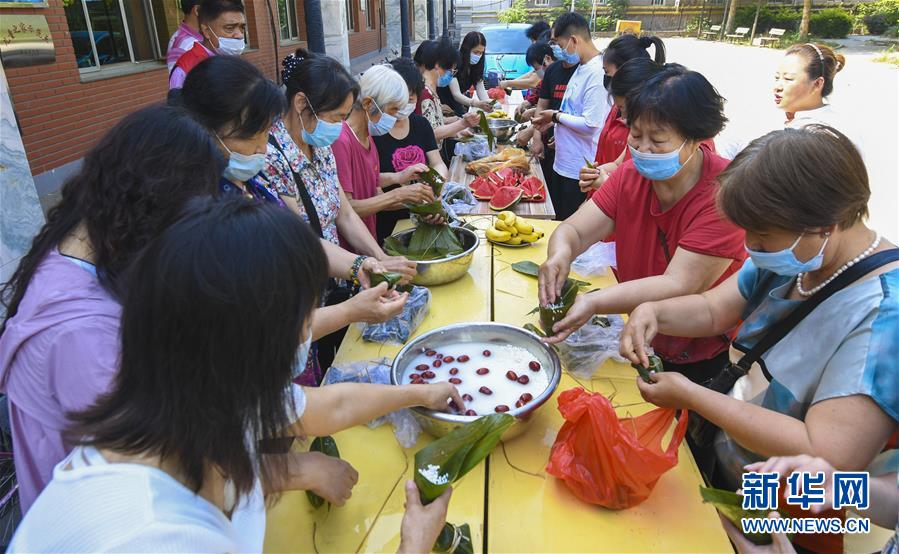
(799, 0, 812, 40)
(725, 0, 739, 32)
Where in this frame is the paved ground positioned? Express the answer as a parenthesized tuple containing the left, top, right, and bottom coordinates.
(595, 37, 899, 242)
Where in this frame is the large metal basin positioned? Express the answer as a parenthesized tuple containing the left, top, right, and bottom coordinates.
(387, 226, 479, 286)
(390, 322, 561, 440)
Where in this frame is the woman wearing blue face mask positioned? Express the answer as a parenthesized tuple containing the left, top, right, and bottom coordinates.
(443, 31, 493, 116)
(620, 126, 898, 496)
(333, 64, 438, 242)
(181, 55, 409, 384)
(539, 64, 746, 386)
(413, 39, 481, 146)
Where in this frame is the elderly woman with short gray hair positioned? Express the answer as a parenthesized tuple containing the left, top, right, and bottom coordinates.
(332, 64, 437, 241)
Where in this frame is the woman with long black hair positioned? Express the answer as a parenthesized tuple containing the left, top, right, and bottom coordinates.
(180, 55, 409, 381)
(9, 196, 460, 552)
(444, 31, 493, 115)
(0, 105, 224, 514)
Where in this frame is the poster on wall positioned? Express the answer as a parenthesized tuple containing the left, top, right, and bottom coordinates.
(0, 15, 55, 67)
(0, 0, 48, 8)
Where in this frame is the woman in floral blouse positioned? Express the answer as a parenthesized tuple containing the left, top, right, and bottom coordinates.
(257, 49, 415, 280)
(413, 39, 480, 146)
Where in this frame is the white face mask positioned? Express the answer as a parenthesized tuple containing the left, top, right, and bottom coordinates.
(291, 334, 313, 379)
(397, 102, 416, 119)
(210, 28, 245, 56)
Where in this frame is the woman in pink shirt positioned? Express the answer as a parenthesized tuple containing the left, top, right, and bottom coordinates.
(331, 64, 436, 243)
(0, 106, 224, 512)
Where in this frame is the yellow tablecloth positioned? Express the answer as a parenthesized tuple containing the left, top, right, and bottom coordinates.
(264, 218, 732, 553)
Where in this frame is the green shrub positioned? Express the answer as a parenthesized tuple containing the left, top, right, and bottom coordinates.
(498, 0, 529, 23)
(734, 5, 802, 33)
(857, 0, 899, 26)
(864, 13, 891, 34)
(886, 24, 899, 37)
(810, 8, 853, 38)
(594, 15, 614, 31)
(686, 15, 713, 34)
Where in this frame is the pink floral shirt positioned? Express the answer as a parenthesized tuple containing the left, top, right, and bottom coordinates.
(258, 118, 341, 245)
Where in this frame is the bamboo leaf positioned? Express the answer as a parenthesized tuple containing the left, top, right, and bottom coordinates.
(370, 272, 403, 290)
(306, 436, 340, 509)
(434, 522, 473, 554)
(699, 487, 785, 545)
(478, 111, 495, 151)
(511, 260, 540, 278)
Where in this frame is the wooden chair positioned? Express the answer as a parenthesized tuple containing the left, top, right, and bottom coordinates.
(701, 24, 722, 40)
(758, 28, 786, 47)
(725, 26, 750, 42)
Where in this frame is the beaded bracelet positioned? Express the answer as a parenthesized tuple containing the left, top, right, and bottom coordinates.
(350, 255, 369, 286)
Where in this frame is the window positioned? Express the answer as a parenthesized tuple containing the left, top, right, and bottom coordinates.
(365, 0, 375, 29)
(278, 0, 299, 41)
(65, 0, 165, 69)
(651, 0, 665, 5)
(345, 0, 355, 31)
(533, 0, 549, 6)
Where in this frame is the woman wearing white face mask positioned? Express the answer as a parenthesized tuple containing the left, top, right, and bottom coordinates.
(444, 31, 493, 115)
(168, 0, 246, 90)
(538, 64, 746, 385)
(332, 65, 437, 241)
(619, 126, 898, 499)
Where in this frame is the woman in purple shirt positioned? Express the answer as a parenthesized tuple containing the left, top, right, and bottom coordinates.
(0, 106, 225, 512)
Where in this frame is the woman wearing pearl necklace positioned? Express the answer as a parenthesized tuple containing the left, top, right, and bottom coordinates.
(617, 125, 898, 504)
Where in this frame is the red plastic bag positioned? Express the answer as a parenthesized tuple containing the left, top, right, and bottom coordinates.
(545, 388, 689, 509)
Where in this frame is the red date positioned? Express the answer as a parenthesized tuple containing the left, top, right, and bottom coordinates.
(520, 393, 533, 403)
(476, 367, 489, 375)
(449, 377, 462, 385)
(457, 355, 470, 363)
(433, 359, 442, 368)
(443, 356, 455, 363)
(449, 367, 459, 375)
(425, 349, 436, 356)
(494, 405, 510, 413)
(515, 400, 524, 408)
(462, 393, 474, 402)
(529, 361, 541, 371)
(483, 349, 491, 357)
(416, 364, 429, 371)
(465, 409, 477, 416)
(479, 386, 493, 395)
(517, 375, 530, 385)
(421, 370, 436, 379)
(506, 370, 518, 381)
(409, 373, 420, 380)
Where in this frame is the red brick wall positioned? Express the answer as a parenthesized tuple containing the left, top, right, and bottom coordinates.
(2, 0, 302, 177)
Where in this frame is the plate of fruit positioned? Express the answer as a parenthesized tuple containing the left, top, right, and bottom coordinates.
(486, 211, 544, 247)
(390, 323, 561, 439)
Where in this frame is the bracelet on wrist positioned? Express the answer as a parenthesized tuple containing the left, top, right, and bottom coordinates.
(350, 255, 369, 285)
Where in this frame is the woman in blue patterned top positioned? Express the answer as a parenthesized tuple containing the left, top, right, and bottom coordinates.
(620, 126, 898, 489)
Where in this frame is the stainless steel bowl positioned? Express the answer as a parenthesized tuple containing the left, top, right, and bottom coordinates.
(390, 323, 562, 439)
(387, 226, 479, 286)
(485, 118, 518, 139)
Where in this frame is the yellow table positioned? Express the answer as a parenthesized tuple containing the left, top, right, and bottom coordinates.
(265, 218, 731, 553)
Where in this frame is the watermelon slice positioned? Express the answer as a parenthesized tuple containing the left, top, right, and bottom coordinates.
(489, 186, 524, 211)
(518, 176, 546, 202)
(470, 177, 499, 201)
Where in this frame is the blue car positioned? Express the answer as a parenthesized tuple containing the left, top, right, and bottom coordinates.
(481, 23, 533, 86)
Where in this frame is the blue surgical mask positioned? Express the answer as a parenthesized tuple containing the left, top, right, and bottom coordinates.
(291, 334, 313, 379)
(301, 103, 342, 148)
(746, 234, 829, 276)
(217, 134, 265, 182)
(367, 100, 397, 136)
(210, 28, 245, 56)
(438, 70, 454, 87)
(629, 140, 695, 181)
(470, 53, 482, 64)
(397, 102, 416, 119)
(551, 40, 580, 65)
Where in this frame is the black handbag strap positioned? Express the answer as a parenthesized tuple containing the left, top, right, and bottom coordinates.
(735, 247, 899, 371)
(268, 135, 325, 239)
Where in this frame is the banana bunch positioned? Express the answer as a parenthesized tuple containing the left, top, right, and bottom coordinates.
(487, 110, 508, 119)
(486, 211, 545, 246)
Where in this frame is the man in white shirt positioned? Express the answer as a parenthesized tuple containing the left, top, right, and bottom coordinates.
(532, 12, 610, 220)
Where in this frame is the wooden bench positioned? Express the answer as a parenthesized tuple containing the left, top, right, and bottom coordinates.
(701, 24, 722, 40)
(725, 26, 750, 42)
(758, 27, 786, 47)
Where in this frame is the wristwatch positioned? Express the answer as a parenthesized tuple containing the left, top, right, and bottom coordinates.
(552, 111, 560, 124)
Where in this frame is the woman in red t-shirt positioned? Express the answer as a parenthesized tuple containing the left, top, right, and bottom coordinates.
(539, 64, 747, 382)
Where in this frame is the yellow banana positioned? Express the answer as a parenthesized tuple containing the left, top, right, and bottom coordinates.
(519, 232, 541, 243)
(486, 228, 512, 242)
(494, 218, 513, 233)
(531, 226, 545, 238)
(506, 235, 524, 245)
(498, 211, 517, 226)
(509, 226, 518, 237)
(514, 219, 533, 235)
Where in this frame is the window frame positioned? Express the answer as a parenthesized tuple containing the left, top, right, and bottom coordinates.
(278, 0, 300, 42)
(72, 0, 165, 72)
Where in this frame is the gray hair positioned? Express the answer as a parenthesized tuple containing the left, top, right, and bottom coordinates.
(359, 65, 408, 110)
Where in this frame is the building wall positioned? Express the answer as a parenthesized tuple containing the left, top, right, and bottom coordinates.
(347, 0, 389, 58)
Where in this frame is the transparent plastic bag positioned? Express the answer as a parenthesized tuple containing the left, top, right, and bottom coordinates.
(323, 358, 422, 448)
(441, 181, 477, 218)
(557, 314, 627, 379)
(361, 286, 431, 345)
(453, 136, 490, 161)
(571, 241, 616, 277)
